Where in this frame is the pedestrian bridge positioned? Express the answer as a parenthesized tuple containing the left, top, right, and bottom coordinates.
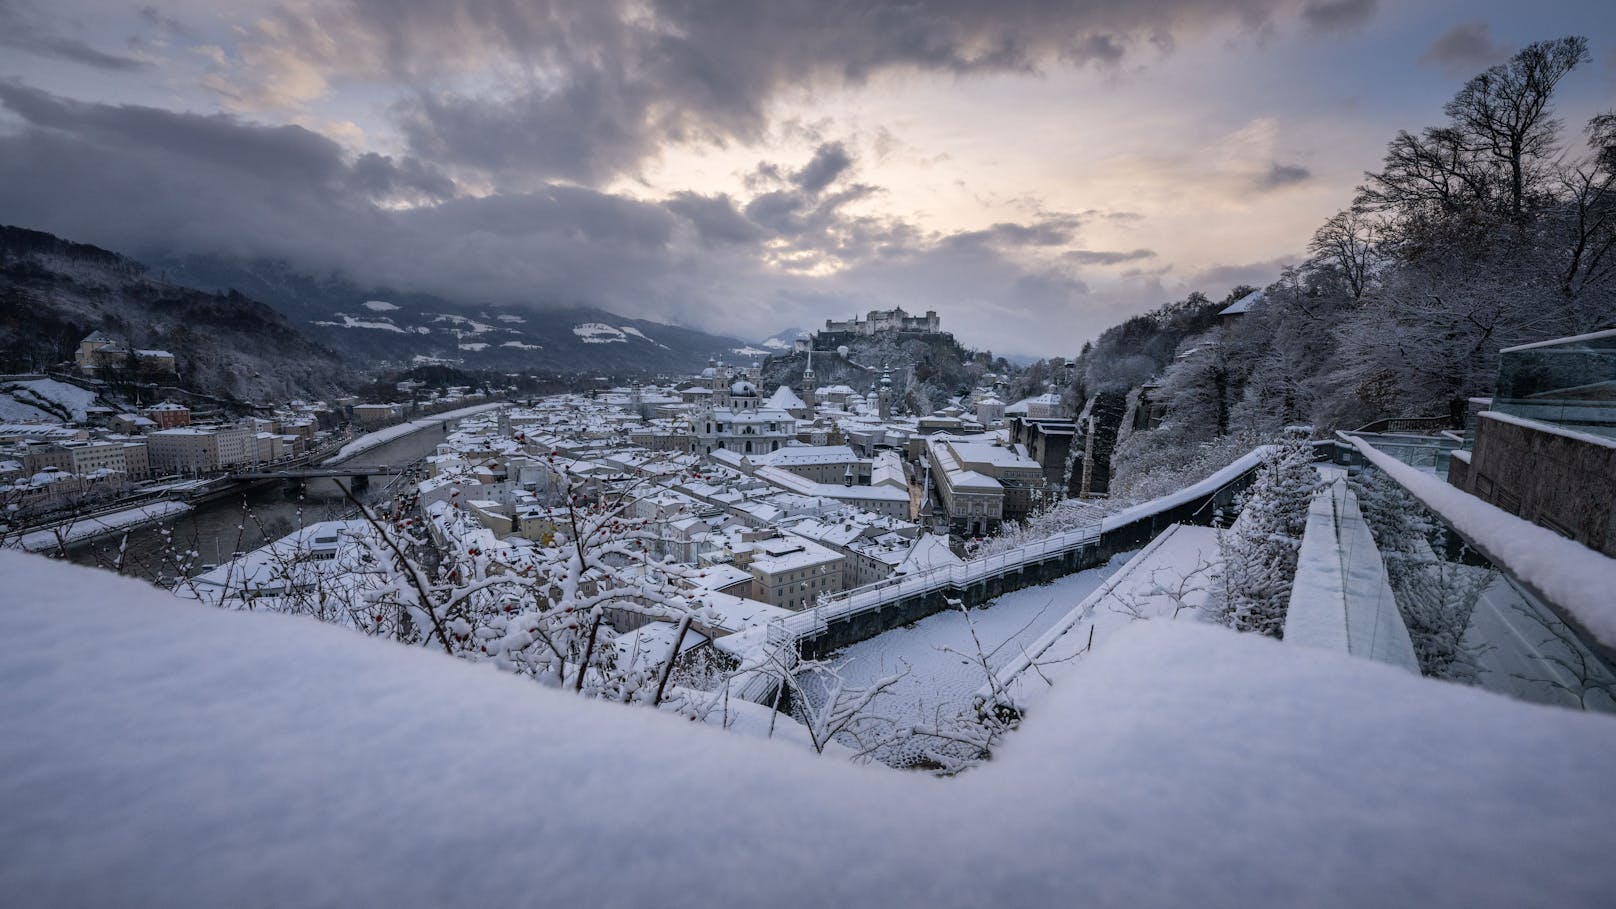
(230, 465, 405, 480)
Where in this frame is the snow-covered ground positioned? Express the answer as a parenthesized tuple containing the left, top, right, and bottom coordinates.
(572, 322, 627, 343)
(991, 525, 1222, 709)
(313, 313, 409, 333)
(0, 392, 54, 422)
(0, 378, 103, 422)
(618, 325, 667, 347)
(15, 501, 192, 552)
(326, 403, 503, 462)
(828, 551, 1135, 731)
(5, 550, 1615, 907)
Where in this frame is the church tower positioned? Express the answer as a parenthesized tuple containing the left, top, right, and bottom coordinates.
(801, 348, 817, 410)
(878, 367, 893, 421)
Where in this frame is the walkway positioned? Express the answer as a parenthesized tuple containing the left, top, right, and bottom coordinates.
(722, 446, 1273, 704)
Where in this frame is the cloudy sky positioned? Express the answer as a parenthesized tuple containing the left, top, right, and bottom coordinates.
(1, 1, 1613, 355)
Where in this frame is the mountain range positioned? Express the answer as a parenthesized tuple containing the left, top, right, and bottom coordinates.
(0, 223, 782, 406)
(146, 254, 758, 376)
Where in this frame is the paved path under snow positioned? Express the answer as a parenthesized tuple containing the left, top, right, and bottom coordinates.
(829, 553, 1134, 731)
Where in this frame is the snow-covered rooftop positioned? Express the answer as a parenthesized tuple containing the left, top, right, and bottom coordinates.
(1219, 288, 1265, 316)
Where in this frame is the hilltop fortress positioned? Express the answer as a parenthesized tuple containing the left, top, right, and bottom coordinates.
(802, 307, 949, 351)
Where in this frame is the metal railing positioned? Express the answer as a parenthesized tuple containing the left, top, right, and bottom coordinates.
(728, 445, 1275, 704)
(773, 522, 1105, 640)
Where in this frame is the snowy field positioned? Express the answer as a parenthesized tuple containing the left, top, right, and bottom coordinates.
(5, 550, 1616, 908)
(0, 378, 103, 423)
(828, 552, 1135, 729)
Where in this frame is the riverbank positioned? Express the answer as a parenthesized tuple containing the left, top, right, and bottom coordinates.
(16, 501, 194, 553)
(326, 402, 504, 463)
(60, 422, 453, 582)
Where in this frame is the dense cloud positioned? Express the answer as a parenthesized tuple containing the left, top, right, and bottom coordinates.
(1299, 0, 1377, 33)
(1420, 22, 1512, 73)
(204, 0, 1309, 186)
(792, 142, 855, 194)
(1063, 248, 1157, 266)
(0, 0, 1488, 354)
(0, 82, 1166, 351)
(1255, 161, 1313, 190)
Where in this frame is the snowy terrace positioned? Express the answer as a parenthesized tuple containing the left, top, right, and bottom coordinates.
(1281, 474, 1419, 671)
(830, 548, 1141, 754)
(6, 550, 1615, 907)
(718, 448, 1270, 704)
(982, 524, 1221, 711)
(725, 448, 1269, 660)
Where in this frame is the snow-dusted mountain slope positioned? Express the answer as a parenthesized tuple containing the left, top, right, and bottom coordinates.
(145, 254, 753, 375)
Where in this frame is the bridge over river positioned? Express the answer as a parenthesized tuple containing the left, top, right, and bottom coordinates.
(229, 465, 406, 480)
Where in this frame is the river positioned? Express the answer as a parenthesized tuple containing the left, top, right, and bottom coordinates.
(65, 422, 454, 583)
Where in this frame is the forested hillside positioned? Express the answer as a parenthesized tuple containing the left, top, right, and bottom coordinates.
(1069, 37, 1614, 497)
(0, 226, 353, 402)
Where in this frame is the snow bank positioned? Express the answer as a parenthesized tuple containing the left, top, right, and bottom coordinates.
(987, 525, 1220, 707)
(15, 501, 192, 552)
(327, 403, 503, 462)
(1479, 410, 1616, 450)
(1350, 435, 1616, 649)
(9, 551, 1610, 907)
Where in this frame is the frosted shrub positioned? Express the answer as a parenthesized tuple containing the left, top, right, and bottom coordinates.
(1213, 432, 1317, 637)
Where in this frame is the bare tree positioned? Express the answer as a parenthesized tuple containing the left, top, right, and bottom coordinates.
(1443, 36, 1590, 223)
(1308, 207, 1381, 300)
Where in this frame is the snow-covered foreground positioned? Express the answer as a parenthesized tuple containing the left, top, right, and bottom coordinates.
(14, 501, 192, 552)
(4, 550, 1615, 908)
(828, 552, 1134, 729)
(327, 402, 502, 462)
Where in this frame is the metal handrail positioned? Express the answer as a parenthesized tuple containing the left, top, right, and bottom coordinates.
(776, 522, 1104, 637)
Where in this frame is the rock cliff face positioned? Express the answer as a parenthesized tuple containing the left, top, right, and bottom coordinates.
(0, 225, 352, 403)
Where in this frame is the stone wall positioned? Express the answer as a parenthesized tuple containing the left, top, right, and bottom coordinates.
(1454, 414, 1616, 557)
